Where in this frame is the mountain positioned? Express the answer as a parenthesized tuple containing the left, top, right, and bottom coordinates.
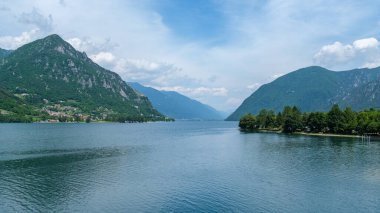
(227, 66, 380, 120)
(0, 87, 45, 122)
(0, 48, 12, 59)
(129, 82, 223, 120)
(0, 34, 164, 121)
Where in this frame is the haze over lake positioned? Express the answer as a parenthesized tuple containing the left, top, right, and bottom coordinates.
(1, 122, 379, 212)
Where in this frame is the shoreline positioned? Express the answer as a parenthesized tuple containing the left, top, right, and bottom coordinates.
(243, 128, 368, 139)
(0, 119, 176, 124)
(294, 132, 361, 138)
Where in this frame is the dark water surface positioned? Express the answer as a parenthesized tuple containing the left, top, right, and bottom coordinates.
(0, 122, 379, 212)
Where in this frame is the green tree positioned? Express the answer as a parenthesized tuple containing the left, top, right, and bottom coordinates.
(356, 112, 369, 134)
(342, 107, 357, 134)
(256, 109, 276, 128)
(275, 112, 283, 128)
(307, 112, 327, 132)
(282, 106, 303, 133)
(239, 114, 258, 130)
(327, 104, 345, 133)
(366, 121, 379, 133)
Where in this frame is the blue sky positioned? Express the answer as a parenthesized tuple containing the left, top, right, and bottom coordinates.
(154, 0, 227, 43)
(1, 0, 380, 112)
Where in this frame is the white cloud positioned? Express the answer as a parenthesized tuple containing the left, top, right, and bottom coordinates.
(225, 97, 243, 110)
(247, 83, 261, 91)
(112, 58, 188, 85)
(270, 73, 285, 80)
(66, 38, 83, 50)
(86, 52, 206, 96)
(353, 38, 379, 50)
(363, 59, 380, 69)
(18, 8, 53, 32)
(90, 51, 115, 64)
(0, 29, 40, 49)
(314, 42, 355, 63)
(156, 86, 228, 97)
(122, 59, 161, 71)
(66, 37, 117, 53)
(314, 38, 380, 69)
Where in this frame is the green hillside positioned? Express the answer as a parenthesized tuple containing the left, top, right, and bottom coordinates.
(0, 34, 164, 122)
(0, 87, 46, 122)
(227, 66, 380, 120)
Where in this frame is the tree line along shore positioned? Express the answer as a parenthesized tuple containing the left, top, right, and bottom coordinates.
(239, 104, 380, 136)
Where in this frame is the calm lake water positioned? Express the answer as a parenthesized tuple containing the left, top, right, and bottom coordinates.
(0, 121, 379, 212)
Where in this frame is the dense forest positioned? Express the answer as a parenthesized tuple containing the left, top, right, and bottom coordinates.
(239, 104, 380, 135)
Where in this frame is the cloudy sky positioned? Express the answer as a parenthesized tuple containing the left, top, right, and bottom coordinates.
(1, 0, 380, 112)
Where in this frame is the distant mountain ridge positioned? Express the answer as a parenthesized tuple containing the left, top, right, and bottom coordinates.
(227, 66, 380, 120)
(129, 82, 223, 120)
(0, 34, 164, 121)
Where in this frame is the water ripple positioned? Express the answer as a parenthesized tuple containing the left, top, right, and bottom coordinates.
(0, 122, 380, 212)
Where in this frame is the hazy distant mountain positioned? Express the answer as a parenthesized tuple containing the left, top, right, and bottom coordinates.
(129, 82, 224, 120)
(0, 34, 163, 120)
(227, 66, 380, 120)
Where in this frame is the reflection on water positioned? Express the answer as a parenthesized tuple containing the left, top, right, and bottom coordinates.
(0, 147, 134, 212)
(0, 122, 380, 212)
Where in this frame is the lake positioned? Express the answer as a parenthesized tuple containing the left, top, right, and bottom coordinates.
(0, 121, 379, 212)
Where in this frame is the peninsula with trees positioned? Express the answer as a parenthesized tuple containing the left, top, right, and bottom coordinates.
(239, 104, 380, 136)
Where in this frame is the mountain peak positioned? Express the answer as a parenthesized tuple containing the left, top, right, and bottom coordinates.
(14, 33, 84, 59)
(295, 66, 329, 73)
(33, 34, 67, 47)
(44, 34, 64, 41)
(37, 34, 72, 51)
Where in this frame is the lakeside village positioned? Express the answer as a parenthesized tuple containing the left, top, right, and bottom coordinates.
(42, 104, 91, 123)
(41, 102, 171, 123)
(0, 98, 171, 123)
(239, 104, 380, 137)
(36, 102, 100, 123)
